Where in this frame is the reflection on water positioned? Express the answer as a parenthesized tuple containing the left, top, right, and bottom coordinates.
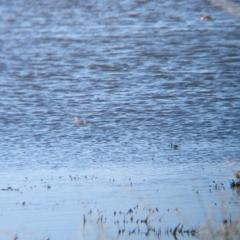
(0, 0, 240, 239)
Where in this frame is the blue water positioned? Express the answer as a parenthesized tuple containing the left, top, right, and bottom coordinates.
(0, 0, 240, 239)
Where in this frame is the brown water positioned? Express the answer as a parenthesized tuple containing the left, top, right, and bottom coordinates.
(0, 0, 240, 239)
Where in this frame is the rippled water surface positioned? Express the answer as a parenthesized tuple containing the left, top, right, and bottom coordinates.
(0, 0, 240, 239)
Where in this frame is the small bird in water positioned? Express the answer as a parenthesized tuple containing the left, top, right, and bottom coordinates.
(171, 143, 179, 150)
(74, 116, 86, 125)
(200, 14, 213, 21)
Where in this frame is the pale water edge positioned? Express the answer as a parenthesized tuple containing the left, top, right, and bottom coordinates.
(0, 0, 240, 239)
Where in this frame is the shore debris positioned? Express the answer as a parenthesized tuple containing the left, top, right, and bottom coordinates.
(1, 186, 19, 191)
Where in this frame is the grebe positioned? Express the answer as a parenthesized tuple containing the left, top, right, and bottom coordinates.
(74, 117, 86, 125)
(200, 15, 213, 21)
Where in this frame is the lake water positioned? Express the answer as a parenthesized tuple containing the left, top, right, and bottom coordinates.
(0, 0, 240, 239)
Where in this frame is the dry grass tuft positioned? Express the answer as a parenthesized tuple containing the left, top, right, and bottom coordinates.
(233, 170, 240, 179)
(202, 217, 240, 240)
(230, 170, 240, 188)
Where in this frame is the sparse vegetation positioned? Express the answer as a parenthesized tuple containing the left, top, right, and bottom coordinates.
(201, 216, 240, 240)
(230, 170, 240, 188)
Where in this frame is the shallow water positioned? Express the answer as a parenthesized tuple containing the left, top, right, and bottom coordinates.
(0, 0, 240, 239)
